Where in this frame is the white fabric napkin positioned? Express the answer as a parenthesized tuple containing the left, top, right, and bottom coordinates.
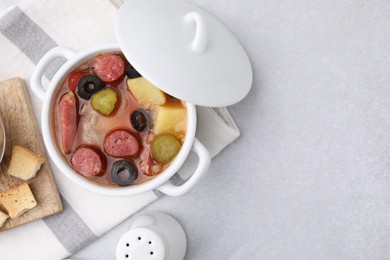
(0, 0, 240, 259)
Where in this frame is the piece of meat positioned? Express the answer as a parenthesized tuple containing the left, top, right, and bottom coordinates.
(140, 148, 154, 176)
(70, 145, 106, 177)
(67, 70, 85, 92)
(140, 146, 162, 176)
(58, 92, 77, 154)
(79, 103, 104, 145)
(103, 130, 139, 157)
(93, 54, 124, 82)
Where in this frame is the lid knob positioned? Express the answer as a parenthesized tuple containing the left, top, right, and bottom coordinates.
(184, 12, 208, 53)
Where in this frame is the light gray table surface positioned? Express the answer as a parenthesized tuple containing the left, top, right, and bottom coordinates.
(2, 0, 390, 259)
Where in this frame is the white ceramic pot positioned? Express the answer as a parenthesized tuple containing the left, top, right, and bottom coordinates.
(30, 43, 211, 197)
(30, 0, 253, 197)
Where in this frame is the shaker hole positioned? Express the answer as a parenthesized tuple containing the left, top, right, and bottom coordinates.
(138, 237, 141, 240)
(126, 243, 129, 247)
(150, 252, 154, 255)
(125, 254, 129, 258)
(149, 241, 152, 244)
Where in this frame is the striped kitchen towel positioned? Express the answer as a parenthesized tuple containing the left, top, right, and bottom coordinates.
(0, 0, 240, 259)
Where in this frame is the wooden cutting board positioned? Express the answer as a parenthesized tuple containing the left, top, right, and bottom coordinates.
(0, 78, 62, 231)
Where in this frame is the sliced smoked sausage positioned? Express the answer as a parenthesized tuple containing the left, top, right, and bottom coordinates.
(103, 130, 139, 157)
(93, 54, 124, 82)
(58, 92, 77, 154)
(70, 145, 106, 177)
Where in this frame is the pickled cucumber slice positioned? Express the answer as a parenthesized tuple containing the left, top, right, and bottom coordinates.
(91, 88, 118, 116)
(150, 134, 181, 164)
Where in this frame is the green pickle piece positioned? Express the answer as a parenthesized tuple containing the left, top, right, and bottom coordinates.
(91, 88, 118, 116)
(151, 134, 181, 164)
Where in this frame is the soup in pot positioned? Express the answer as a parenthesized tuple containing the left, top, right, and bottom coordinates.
(52, 52, 187, 187)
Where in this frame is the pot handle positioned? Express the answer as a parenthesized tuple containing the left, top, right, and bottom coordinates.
(157, 138, 211, 197)
(30, 47, 76, 101)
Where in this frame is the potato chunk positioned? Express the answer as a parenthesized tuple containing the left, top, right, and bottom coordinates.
(127, 77, 166, 108)
(154, 105, 186, 135)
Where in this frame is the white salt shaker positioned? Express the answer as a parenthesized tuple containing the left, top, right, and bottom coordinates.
(116, 212, 187, 260)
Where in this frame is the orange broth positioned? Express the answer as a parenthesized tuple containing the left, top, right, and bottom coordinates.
(52, 52, 187, 187)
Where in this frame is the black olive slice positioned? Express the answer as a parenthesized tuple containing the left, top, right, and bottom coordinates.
(77, 74, 106, 100)
(130, 109, 149, 132)
(125, 65, 142, 79)
(111, 159, 138, 186)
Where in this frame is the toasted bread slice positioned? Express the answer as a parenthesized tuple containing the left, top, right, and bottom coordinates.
(8, 146, 44, 181)
(0, 210, 8, 228)
(0, 183, 37, 219)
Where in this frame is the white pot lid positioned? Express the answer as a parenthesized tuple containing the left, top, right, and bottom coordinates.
(115, 0, 253, 107)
